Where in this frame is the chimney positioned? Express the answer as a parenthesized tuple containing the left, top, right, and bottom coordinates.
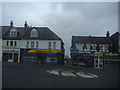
(10, 21, 13, 27)
(24, 21, 28, 28)
(106, 31, 110, 37)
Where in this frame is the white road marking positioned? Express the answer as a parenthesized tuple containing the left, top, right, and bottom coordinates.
(61, 71, 76, 77)
(86, 73, 98, 78)
(46, 69, 63, 75)
(76, 72, 95, 78)
(46, 69, 98, 79)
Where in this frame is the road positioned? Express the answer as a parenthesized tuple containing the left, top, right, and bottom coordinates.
(2, 63, 119, 88)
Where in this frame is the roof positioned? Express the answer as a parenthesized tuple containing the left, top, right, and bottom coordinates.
(21, 27, 61, 40)
(72, 36, 112, 45)
(1, 26, 62, 40)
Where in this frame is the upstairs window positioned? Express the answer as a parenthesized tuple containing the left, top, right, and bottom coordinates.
(36, 41, 39, 48)
(30, 29, 38, 37)
(75, 44, 84, 51)
(26, 41, 29, 48)
(48, 42, 52, 49)
(86, 44, 91, 51)
(9, 28, 17, 37)
(31, 41, 35, 48)
(53, 42, 56, 49)
(99, 44, 108, 52)
(91, 44, 97, 51)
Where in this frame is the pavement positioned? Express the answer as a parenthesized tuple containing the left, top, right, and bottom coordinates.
(2, 62, 120, 88)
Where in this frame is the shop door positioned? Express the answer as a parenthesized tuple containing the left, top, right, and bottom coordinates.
(14, 53, 18, 62)
(94, 56, 103, 69)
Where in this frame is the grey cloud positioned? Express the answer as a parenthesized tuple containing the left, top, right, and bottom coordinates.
(2, 2, 118, 56)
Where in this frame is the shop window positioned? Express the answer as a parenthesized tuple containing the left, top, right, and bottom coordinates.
(8, 53, 12, 59)
(95, 60, 98, 63)
(105, 60, 109, 65)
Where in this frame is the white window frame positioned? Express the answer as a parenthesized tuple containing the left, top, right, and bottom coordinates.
(91, 44, 97, 51)
(30, 29, 38, 37)
(75, 44, 84, 51)
(31, 41, 35, 48)
(48, 42, 52, 49)
(9, 28, 17, 37)
(53, 42, 56, 49)
(26, 41, 29, 48)
(86, 44, 91, 51)
(99, 44, 108, 52)
(36, 41, 39, 48)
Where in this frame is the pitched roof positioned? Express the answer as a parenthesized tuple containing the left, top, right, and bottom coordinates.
(1, 26, 61, 40)
(72, 36, 112, 45)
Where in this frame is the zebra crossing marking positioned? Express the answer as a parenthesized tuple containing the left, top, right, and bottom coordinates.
(46, 69, 98, 78)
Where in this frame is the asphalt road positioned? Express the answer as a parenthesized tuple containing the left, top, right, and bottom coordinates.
(2, 63, 120, 88)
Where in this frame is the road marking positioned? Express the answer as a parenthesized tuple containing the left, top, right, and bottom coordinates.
(61, 71, 76, 77)
(46, 69, 98, 78)
(76, 72, 94, 78)
(86, 73, 98, 78)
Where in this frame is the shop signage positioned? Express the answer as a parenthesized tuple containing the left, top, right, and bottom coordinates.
(94, 53, 103, 56)
(28, 49, 61, 54)
(72, 53, 91, 56)
(104, 53, 120, 56)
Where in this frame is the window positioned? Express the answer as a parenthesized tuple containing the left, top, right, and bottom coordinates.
(9, 28, 17, 37)
(14, 41, 17, 46)
(86, 44, 90, 51)
(30, 29, 38, 37)
(7, 41, 9, 46)
(53, 42, 56, 49)
(99, 44, 108, 52)
(75, 44, 84, 51)
(31, 41, 34, 48)
(48, 42, 52, 49)
(91, 44, 97, 51)
(10, 41, 13, 46)
(26, 41, 29, 48)
(36, 41, 39, 48)
(104, 45, 108, 52)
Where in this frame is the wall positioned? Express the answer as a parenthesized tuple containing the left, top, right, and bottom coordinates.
(2, 40, 21, 49)
(21, 40, 61, 49)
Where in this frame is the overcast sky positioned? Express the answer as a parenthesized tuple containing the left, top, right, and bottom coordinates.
(2, 2, 118, 56)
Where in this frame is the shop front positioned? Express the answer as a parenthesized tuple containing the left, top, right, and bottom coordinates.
(71, 52, 92, 67)
(20, 49, 62, 65)
(93, 52, 103, 69)
(2, 48, 20, 63)
(104, 53, 120, 68)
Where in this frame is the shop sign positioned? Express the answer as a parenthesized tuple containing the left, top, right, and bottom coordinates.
(28, 49, 61, 54)
(72, 53, 91, 56)
(94, 53, 103, 56)
(104, 53, 120, 56)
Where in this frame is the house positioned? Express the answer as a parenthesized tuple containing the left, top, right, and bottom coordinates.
(2, 21, 64, 65)
(2, 21, 22, 63)
(70, 31, 112, 69)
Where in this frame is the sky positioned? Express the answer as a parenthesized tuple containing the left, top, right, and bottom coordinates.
(1, 2, 118, 56)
